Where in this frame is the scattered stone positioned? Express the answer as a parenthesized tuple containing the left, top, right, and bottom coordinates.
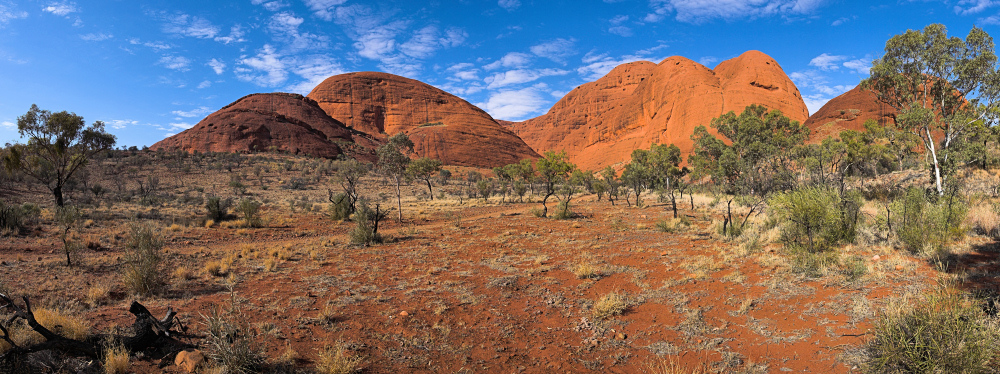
(872, 255, 881, 262)
(615, 333, 627, 340)
(175, 350, 205, 373)
(399, 311, 409, 317)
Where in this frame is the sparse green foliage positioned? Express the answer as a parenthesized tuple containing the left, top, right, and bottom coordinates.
(863, 287, 1000, 373)
(121, 221, 164, 296)
(377, 133, 414, 221)
(234, 198, 263, 228)
(895, 187, 967, 254)
(327, 192, 353, 221)
(331, 158, 371, 214)
(771, 186, 861, 253)
(1, 104, 117, 206)
(865, 23, 1000, 195)
(406, 157, 442, 199)
(350, 200, 389, 245)
(55, 205, 81, 266)
(534, 151, 576, 217)
(206, 196, 232, 222)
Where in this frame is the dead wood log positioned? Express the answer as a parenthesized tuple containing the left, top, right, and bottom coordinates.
(0, 293, 190, 368)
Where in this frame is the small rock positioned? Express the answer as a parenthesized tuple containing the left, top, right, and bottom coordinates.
(660, 252, 668, 256)
(895, 265, 904, 271)
(872, 255, 881, 262)
(399, 311, 409, 317)
(175, 350, 205, 373)
(615, 333, 627, 340)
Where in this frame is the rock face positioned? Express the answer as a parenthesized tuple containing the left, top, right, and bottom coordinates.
(152, 93, 373, 159)
(307, 72, 539, 168)
(511, 51, 809, 170)
(804, 85, 897, 140)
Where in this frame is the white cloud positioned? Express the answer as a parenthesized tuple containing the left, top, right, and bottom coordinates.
(252, 0, 288, 11)
(168, 122, 194, 131)
(831, 16, 849, 26)
(269, 12, 327, 50)
(172, 106, 212, 118)
(79, 33, 112, 41)
(107, 120, 137, 130)
(646, 0, 827, 23)
(285, 54, 345, 94)
(440, 27, 468, 48)
(304, 0, 348, 21)
(159, 55, 191, 71)
(163, 13, 220, 39)
(609, 26, 633, 37)
(0, 2, 28, 27)
(214, 25, 246, 44)
(843, 58, 871, 75)
(128, 38, 171, 51)
(485, 68, 570, 89)
(802, 94, 831, 116)
(1, 120, 14, 129)
(809, 53, 846, 71)
(699, 56, 718, 67)
(483, 52, 533, 70)
(42, 2, 77, 16)
(477, 84, 549, 120)
(446, 63, 479, 81)
(577, 50, 662, 80)
(955, 0, 995, 15)
(530, 38, 576, 63)
(610, 15, 629, 24)
(208, 58, 226, 75)
(400, 25, 442, 59)
(197, 80, 212, 89)
(498, 0, 521, 11)
(235, 44, 288, 86)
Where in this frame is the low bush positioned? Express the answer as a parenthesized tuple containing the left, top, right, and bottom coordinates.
(316, 341, 363, 374)
(771, 186, 861, 253)
(327, 192, 353, 221)
(863, 287, 1000, 373)
(102, 340, 130, 374)
(553, 201, 573, 219)
(203, 307, 266, 374)
(206, 196, 233, 222)
(894, 187, 967, 254)
(234, 198, 263, 228)
(0, 201, 25, 235)
(121, 221, 164, 296)
(349, 200, 387, 245)
(592, 292, 628, 320)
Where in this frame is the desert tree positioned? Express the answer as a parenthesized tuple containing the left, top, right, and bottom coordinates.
(329, 158, 371, 216)
(534, 150, 575, 217)
(2, 105, 116, 207)
(600, 166, 621, 206)
(406, 157, 442, 200)
(377, 133, 414, 222)
(689, 104, 809, 235)
(864, 23, 1000, 195)
(620, 150, 650, 207)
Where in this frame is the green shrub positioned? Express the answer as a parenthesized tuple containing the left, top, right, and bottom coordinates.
(234, 199, 263, 228)
(203, 308, 266, 374)
(327, 192, 353, 221)
(771, 186, 861, 253)
(349, 201, 387, 245)
(121, 221, 164, 296)
(553, 201, 573, 219)
(895, 187, 967, 254)
(206, 196, 232, 222)
(0, 202, 25, 235)
(863, 288, 1000, 373)
(788, 247, 840, 278)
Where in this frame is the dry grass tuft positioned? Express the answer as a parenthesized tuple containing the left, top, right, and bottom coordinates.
(592, 292, 628, 320)
(646, 356, 707, 374)
(966, 203, 1000, 238)
(102, 341, 130, 374)
(315, 341, 363, 374)
(571, 263, 603, 279)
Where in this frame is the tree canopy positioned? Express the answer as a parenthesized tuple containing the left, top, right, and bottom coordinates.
(2, 104, 116, 207)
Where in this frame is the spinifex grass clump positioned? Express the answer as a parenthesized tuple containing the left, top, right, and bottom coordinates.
(121, 221, 164, 296)
(349, 200, 388, 245)
(863, 285, 1000, 373)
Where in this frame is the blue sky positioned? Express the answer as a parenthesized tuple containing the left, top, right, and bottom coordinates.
(0, 0, 998, 148)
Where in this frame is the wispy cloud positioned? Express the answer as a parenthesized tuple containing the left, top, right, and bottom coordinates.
(251, 0, 289, 12)
(790, 70, 855, 114)
(954, 0, 995, 15)
(303, 0, 348, 21)
(1, 120, 14, 129)
(285, 54, 345, 94)
(42, 1, 77, 16)
(197, 80, 212, 89)
(645, 0, 827, 23)
(530, 38, 576, 63)
(608, 15, 632, 36)
(484, 52, 533, 70)
(128, 38, 171, 51)
(235, 44, 288, 86)
(269, 12, 327, 51)
(485, 68, 570, 89)
(162, 13, 220, 39)
(159, 55, 192, 71)
(447, 63, 480, 81)
(809, 53, 846, 71)
(0, 2, 28, 27)
(208, 58, 226, 75)
(214, 25, 246, 44)
(477, 83, 550, 120)
(843, 57, 872, 75)
(79, 33, 113, 41)
(172, 106, 212, 118)
(498, 0, 521, 11)
(576, 47, 667, 80)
